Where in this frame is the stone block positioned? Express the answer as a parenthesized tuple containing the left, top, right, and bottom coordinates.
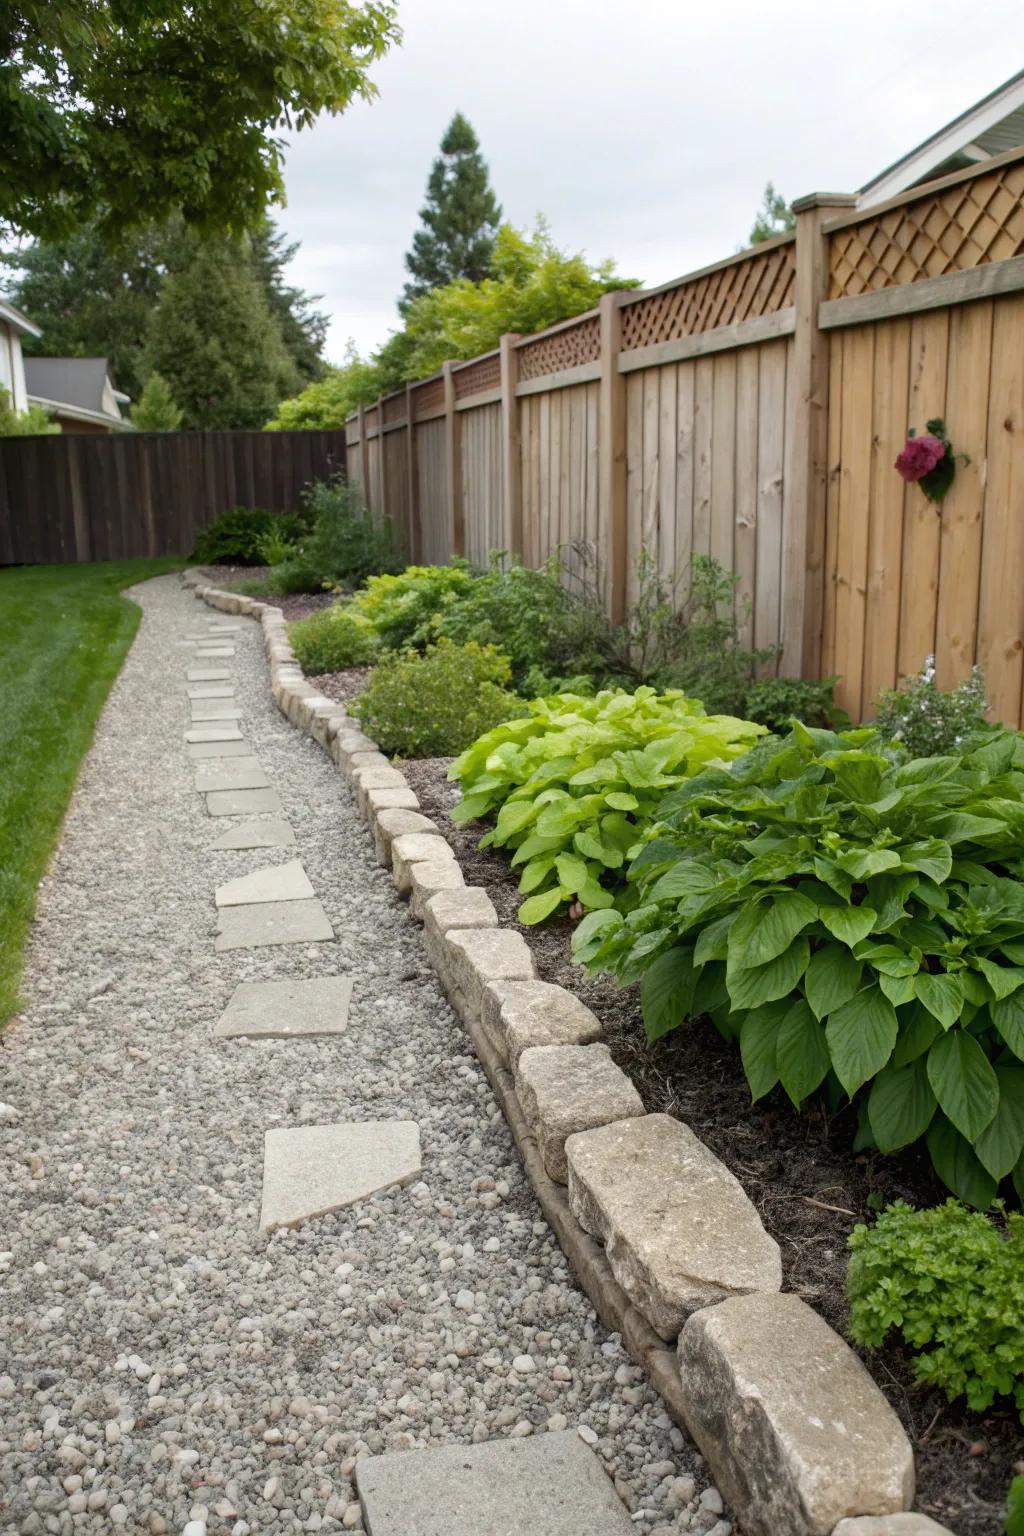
(365, 786, 421, 815)
(354, 1430, 633, 1536)
(408, 860, 467, 918)
(515, 1044, 645, 1183)
(833, 1520, 953, 1536)
(678, 1293, 915, 1536)
(206, 787, 284, 817)
(214, 976, 352, 1039)
(335, 729, 379, 761)
(566, 1114, 782, 1339)
(209, 817, 295, 850)
(390, 833, 457, 895)
(350, 750, 391, 773)
(187, 668, 231, 682)
(188, 739, 254, 759)
(215, 859, 315, 907)
(355, 767, 409, 815)
(190, 700, 243, 721)
(187, 684, 235, 699)
(193, 758, 269, 793)
(260, 1121, 421, 1231)
(372, 809, 442, 865)
(185, 726, 244, 744)
(440, 928, 535, 1020)
(423, 888, 498, 941)
(214, 897, 333, 951)
(481, 980, 603, 1066)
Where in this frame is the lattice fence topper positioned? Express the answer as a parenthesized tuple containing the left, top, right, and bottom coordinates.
(411, 376, 445, 416)
(619, 241, 796, 353)
(829, 160, 1024, 299)
(382, 392, 407, 424)
(517, 313, 602, 381)
(453, 352, 502, 399)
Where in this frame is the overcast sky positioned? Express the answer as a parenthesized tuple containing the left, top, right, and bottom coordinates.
(279, 0, 1023, 364)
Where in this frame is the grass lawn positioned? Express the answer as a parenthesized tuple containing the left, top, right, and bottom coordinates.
(0, 559, 183, 1023)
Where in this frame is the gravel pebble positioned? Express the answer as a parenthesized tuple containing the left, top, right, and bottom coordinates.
(0, 576, 721, 1532)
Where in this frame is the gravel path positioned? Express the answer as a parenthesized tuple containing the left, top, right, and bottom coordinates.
(0, 575, 722, 1536)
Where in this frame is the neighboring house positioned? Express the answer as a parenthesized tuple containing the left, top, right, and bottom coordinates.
(24, 357, 131, 434)
(0, 296, 41, 414)
(860, 67, 1024, 205)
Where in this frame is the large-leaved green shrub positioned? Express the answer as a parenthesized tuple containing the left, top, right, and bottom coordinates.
(573, 723, 1024, 1206)
(450, 688, 765, 923)
(289, 607, 377, 674)
(298, 474, 404, 590)
(193, 507, 304, 565)
(847, 1200, 1024, 1420)
(351, 641, 525, 757)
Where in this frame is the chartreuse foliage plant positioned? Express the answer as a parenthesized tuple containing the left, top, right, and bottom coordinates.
(288, 608, 377, 674)
(572, 722, 1024, 1206)
(449, 688, 765, 924)
(847, 1201, 1024, 1421)
(348, 563, 474, 650)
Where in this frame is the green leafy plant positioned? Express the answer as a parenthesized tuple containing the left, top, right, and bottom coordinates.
(573, 722, 1024, 1205)
(874, 657, 990, 757)
(299, 474, 404, 590)
(289, 606, 377, 674)
(0, 385, 59, 437)
(351, 640, 525, 757)
(450, 688, 765, 924)
(349, 563, 475, 650)
(1008, 1474, 1024, 1536)
(652, 554, 778, 711)
(847, 1200, 1024, 1420)
(192, 508, 294, 566)
(745, 676, 844, 732)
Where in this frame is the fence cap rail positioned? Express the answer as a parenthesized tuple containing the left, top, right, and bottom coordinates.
(821, 141, 1024, 233)
(617, 231, 796, 308)
(513, 306, 601, 349)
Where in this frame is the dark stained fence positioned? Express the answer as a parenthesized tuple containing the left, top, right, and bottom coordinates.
(0, 429, 348, 566)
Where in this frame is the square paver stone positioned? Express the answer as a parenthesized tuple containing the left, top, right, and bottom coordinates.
(194, 757, 270, 792)
(188, 684, 236, 699)
(197, 647, 236, 658)
(187, 668, 232, 682)
(354, 1431, 633, 1536)
(260, 1121, 421, 1231)
(188, 739, 254, 759)
(210, 817, 295, 849)
(215, 897, 333, 951)
(206, 787, 283, 816)
(191, 701, 243, 721)
(186, 726, 244, 744)
(215, 858, 314, 907)
(215, 975, 352, 1039)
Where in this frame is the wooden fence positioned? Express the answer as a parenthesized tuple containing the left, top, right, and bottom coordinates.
(346, 144, 1024, 726)
(0, 428, 347, 566)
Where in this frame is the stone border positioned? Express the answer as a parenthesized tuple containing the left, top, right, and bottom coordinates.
(181, 571, 936, 1536)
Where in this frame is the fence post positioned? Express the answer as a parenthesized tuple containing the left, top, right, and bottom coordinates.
(404, 384, 419, 562)
(357, 403, 370, 503)
(376, 396, 387, 519)
(598, 291, 629, 622)
(786, 192, 858, 677)
(443, 360, 463, 558)
(499, 333, 523, 558)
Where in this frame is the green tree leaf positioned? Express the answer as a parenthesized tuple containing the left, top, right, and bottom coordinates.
(640, 947, 698, 1041)
(776, 999, 831, 1107)
(727, 890, 817, 969)
(867, 1058, 936, 1152)
(825, 987, 898, 1098)
(926, 1113, 998, 1208)
(974, 1063, 1024, 1181)
(915, 971, 965, 1030)
(804, 943, 862, 1022)
(927, 1031, 999, 1141)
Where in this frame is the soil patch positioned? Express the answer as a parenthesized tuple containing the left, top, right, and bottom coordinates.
(195, 567, 340, 622)
(308, 667, 373, 708)
(401, 753, 1021, 1536)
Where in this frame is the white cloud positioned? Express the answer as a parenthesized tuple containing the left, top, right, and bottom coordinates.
(278, 0, 1023, 362)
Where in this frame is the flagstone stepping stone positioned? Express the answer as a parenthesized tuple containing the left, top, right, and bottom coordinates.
(186, 726, 244, 743)
(188, 684, 236, 699)
(215, 897, 333, 951)
(191, 701, 243, 720)
(197, 647, 236, 658)
(206, 787, 283, 816)
(260, 1121, 421, 1231)
(215, 858, 314, 907)
(354, 1430, 633, 1536)
(210, 817, 295, 849)
(189, 739, 254, 759)
(193, 757, 270, 792)
(187, 668, 232, 682)
(214, 975, 352, 1038)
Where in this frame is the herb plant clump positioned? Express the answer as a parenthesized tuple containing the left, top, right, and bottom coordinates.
(847, 1200, 1024, 1420)
(298, 474, 404, 590)
(573, 723, 1024, 1206)
(874, 657, 990, 757)
(450, 687, 765, 923)
(288, 606, 377, 674)
(350, 640, 525, 757)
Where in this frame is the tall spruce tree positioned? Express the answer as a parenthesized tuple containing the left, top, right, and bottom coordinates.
(400, 112, 502, 311)
(145, 238, 298, 429)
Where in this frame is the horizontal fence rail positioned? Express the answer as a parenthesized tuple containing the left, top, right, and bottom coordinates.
(0, 429, 348, 566)
(345, 144, 1024, 727)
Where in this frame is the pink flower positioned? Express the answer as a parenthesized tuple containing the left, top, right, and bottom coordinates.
(895, 435, 946, 483)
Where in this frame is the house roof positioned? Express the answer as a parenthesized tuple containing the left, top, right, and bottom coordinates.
(0, 296, 42, 340)
(24, 357, 129, 429)
(860, 68, 1024, 205)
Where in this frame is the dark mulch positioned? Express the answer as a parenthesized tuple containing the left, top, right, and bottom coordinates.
(402, 754, 1022, 1536)
(307, 667, 373, 707)
(195, 566, 341, 622)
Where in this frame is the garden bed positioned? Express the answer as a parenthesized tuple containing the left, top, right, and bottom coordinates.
(195, 565, 339, 621)
(401, 752, 1021, 1536)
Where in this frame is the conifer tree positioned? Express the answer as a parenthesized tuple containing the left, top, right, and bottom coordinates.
(130, 373, 182, 431)
(400, 112, 502, 311)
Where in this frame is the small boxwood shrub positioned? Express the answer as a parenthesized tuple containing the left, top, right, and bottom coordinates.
(351, 640, 526, 757)
(848, 1200, 1024, 1420)
(193, 507, 304, 565)
(289, 607, 377, 674)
